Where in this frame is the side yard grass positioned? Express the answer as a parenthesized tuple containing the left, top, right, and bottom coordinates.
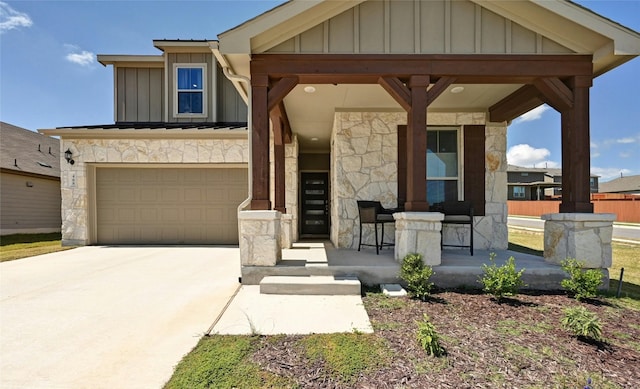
(0, 233, 72, 262)
(508, 227, 640, 301)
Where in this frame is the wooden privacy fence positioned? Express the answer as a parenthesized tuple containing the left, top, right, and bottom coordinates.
(508, 199, 640, 223)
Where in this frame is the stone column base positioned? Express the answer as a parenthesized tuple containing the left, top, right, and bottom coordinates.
(393, 212, 444, 266)
(280, 214, 293, 249)
(239, 210, 282, 266)
(542, 213, 615, 268)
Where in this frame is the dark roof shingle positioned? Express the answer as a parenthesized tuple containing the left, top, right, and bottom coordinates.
(0, 122, 60, 178)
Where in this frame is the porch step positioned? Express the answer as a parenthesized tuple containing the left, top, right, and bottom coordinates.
(259, 275, 361, 296)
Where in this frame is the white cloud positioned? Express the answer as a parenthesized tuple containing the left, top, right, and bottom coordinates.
(65, 46, 95, 67)
(507, 144, 559, 168)
(590, 141, 598, 149)
(616, 137, 636, 144)
(591, 167, 633, 181)
(0, 2, 33, 33)
(514, 105, 551, 123)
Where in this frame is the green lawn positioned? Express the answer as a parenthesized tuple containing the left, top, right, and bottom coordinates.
(0, 233, 73, 262)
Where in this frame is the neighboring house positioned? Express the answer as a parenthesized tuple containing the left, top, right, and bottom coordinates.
(1, 122, 61, 235)
(41, 0, 639, 278)
(599, 175, 640, 195)
(507, 164, 599, 200)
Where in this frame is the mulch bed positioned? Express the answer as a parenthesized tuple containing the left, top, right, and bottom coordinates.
(251, 291, 640, 388)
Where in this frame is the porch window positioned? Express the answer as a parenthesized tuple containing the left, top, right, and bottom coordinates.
(426, 127, 460, 205)
(174, 64, 207, 117)
(514, 186, 526, 198)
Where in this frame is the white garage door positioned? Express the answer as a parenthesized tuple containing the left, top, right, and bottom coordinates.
(96, 167, 247, 245)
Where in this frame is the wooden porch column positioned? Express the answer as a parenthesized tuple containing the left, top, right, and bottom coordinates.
(405, 75, 430, 211)
(560, 76, 593, 213)
(251, 74, 271, 210)
(271, 111, 286, 213)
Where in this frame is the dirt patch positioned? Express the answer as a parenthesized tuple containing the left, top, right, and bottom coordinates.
(251, 291, 640, 388)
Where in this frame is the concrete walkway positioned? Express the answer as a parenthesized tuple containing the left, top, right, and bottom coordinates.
(211, 285, 372, 335)
(0, 246, 241, 389)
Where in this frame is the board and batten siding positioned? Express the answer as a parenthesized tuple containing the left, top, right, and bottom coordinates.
(0, 172, 61, 234)
(116, 68, 164, 122)
(216, 65, 248, 122)
(267, 0, 573, 55)
(113, 57, 247, 123)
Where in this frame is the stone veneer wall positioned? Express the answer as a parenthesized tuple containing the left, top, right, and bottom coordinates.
(270, 136, 299, 242)
(330, 111, 508, 251)
(60, 137, 248, 246)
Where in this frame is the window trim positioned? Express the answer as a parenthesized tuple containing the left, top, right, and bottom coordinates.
(173, 63, 207, 118)
(426, 126, 463, 204)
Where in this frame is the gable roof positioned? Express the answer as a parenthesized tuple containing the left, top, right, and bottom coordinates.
(219, 0, 639, 75)
(0, 122, 60, 179)
(599, 175, 640, 194)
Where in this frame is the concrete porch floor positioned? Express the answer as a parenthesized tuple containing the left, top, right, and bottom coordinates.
(241, 241, 575, 290)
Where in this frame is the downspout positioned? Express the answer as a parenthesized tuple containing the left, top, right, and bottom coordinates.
(209, 42, 253, 213)
(224, 66, 253, 213)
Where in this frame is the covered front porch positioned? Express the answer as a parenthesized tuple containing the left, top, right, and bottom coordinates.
(240, 240, 570, 290)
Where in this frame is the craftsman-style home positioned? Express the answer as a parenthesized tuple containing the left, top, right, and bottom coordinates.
(42, 0, 639, 285)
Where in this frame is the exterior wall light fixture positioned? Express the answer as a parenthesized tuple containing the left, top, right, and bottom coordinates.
(64, 149, 75, 165)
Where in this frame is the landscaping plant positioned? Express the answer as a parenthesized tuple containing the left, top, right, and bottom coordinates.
(400, 253, 434, 300)
(416, 314, 444, 357)
(560, 258, 603, 301)
(479, 253, 525, 301)
(561, 306, 603, 341)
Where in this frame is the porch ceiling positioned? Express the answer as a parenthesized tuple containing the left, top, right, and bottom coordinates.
(286, 83, 521, 152)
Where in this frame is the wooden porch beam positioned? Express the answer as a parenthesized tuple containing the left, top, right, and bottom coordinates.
(267, 76, 298, 112)
(270, 101, 292, 144)
(378, 76, 411, 111)
(489, 85, 544, 123)
(252, 54, 594, 80)
(427, 76, 456, 106)
(533, 77, 573, 113)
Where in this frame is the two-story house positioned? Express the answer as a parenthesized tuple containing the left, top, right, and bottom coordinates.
(41, 0, 639, 281)
(508, 164, 599, 200)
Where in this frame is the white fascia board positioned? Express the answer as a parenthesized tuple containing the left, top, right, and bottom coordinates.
(153, 40, 217, 53)
(97, 55, 164, 67)
(532, 0, 640, 55)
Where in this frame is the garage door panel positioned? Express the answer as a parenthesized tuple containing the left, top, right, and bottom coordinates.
(184, 188, 203, 202)
(140, 188, 158, 202)
(96, 167, 247, 245)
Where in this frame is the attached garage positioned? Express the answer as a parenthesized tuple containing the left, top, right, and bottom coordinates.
(95, 166, 247, 245)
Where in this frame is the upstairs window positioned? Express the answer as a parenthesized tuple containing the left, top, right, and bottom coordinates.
(426, 127, 460, 205)
(174, 64, 206, 117)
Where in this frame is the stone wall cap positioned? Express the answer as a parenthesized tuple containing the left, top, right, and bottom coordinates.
(238, 210, 282, 220)
(541, 213, 616, 222)
(393, 212, 445, 221)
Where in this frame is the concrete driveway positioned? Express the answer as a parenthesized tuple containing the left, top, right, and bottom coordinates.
(0, 246, 241, 389)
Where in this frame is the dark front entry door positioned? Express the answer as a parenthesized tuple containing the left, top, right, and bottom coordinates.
(300, 172, 329, 236)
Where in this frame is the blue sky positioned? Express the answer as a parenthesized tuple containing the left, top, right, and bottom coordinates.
(1, 0, 638, 181)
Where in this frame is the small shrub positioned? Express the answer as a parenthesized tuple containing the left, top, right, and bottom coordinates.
(400, 253, 434, 301)
(416, 314, 444, 357)
(479, 253, 525, 300)
(562, 306, 602, 341)
(560, 258, 603, 301)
